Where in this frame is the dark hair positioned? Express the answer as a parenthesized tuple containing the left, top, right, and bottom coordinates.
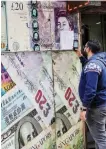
(87, 40, 101, 53)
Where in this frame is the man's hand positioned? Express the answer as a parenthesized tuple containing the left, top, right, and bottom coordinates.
(80, 111, 86, 121)
(75, 49, 83, 57)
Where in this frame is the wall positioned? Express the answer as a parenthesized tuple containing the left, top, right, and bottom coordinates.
(1, 1, 84, 149)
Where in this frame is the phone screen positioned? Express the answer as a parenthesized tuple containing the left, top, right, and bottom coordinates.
(74, 40, 78, 48)
(73, 40, 78, 50)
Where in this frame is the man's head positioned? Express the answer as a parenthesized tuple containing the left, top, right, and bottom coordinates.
(84, 40, 101, 58)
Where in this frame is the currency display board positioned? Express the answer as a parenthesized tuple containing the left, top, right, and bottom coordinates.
(1, 1, 79, 51)
(1, 51, 84, 149)
(1, 1, 84, 149)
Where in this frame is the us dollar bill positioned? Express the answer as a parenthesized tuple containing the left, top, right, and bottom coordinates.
(1, 108, 55, 149)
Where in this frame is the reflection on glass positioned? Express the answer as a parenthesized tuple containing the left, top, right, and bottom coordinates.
(32, 8, 38, 18)
(34, 44, 40, 51)
(32, 20, 39, 30)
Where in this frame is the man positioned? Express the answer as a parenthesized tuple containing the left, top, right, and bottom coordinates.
(76, 40, 106, 149)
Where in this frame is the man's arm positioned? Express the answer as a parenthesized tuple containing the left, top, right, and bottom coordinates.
(75, 49, 87, 67)
(82, 62, 102, 108)
(79, 56, 87, 68)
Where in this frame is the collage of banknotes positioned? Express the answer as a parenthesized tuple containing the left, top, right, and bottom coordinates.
(1, 1, 79, 51)
(1, 1, 84, 149)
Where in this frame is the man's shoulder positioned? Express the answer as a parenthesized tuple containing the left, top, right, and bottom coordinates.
(84, 60, 102, 74)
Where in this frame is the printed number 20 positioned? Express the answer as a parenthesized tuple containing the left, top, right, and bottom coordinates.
(35, 90, 51, 117)
(11, 2, 23, 10)
(65, 87, 75, 107)
(65, 87, 79, 114)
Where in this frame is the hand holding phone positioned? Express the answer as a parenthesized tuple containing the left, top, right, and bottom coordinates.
(75, 49, 83, 57)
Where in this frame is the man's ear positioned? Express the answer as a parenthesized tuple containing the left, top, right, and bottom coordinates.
(88, 48, 91, 53)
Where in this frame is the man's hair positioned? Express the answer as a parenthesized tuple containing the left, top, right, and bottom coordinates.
(87, 40, 101, 53)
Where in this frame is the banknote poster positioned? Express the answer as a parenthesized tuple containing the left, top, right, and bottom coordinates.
(6, 1, 55, 51)
(37, 1, 66, 50)
(1, 50, 85, 148)
(1, 1, 74, 51)
(56, 121, 84, 149)
(1, 109, 55, 149)
(4, 1, 68, 51)
(52, 51, 83, 148)
(1, 1, 8, 51)
(53, 51, 82, 124)
(1, 85, 33, 132)
(36, 1, 54, 51)
(1, 51, 54, 126)
(1, 51, 55, 149)
(1, 1, 85, 148)
(54, 8, 79, 50)
(21, 125, 55, 149)
(6, 1, 32, 52)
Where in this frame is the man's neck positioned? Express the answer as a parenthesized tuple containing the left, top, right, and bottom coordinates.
(88, 53, 94, 59)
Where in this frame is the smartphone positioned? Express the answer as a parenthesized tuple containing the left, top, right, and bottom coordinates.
(73, 40, 78, 50)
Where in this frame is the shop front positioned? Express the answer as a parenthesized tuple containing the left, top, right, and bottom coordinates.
(67, 1, 106, 51)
